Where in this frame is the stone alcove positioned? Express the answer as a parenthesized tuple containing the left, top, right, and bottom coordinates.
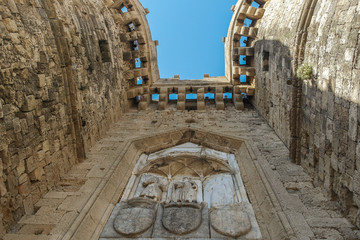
(100, 142, 262, 239)
(65, 128, 290, 239)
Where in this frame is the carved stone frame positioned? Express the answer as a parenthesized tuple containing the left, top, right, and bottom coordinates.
(61, 127, 294, 239)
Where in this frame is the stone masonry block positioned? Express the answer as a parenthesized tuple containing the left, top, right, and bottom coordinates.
(177, 101, 185, 110)
(138, 102, 148, 110)
(197, 101, 205, 111)
(215, 94, 223, 102)
(159, 94, 167, 102)
(0, 177, 7, 197)
(29, 167, 45, 181)
(25, 156, 36, 173)
(37, 74, 46, 88)
(3, 18, 18, 33)
(178, 94, 185, 102)
(0, 101, 3, 119)
(21, 95, 37, 112)
(234, 101, 245, 110)
(216, 102, 225, 110)
(349, 102, 358, 141)
(13, 118, 21, 133)
(158, 101, 167, 110)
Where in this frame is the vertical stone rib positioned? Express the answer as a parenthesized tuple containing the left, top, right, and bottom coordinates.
(290, 0, 318, 164)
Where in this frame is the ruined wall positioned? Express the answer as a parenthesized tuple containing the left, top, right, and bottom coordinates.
(0, 0, 130, 235)
(301, 0, 360, 226)
(253, 0, 360, 227)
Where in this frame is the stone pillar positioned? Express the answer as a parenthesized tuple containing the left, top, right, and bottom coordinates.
(215, 87, 225, 110)
(158, 87, 168, 110)
(177, 87, 186, 110)
(233, 87, 244, 110)
(139, 87, 150, 110)
(197, 88, 205, 111)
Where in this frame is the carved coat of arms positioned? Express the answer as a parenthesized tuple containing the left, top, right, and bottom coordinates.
(161, 177, 203, 235)
(162, 202, 203, 235)
(113, 198, 157, 237)
(210, 203, 252, 237)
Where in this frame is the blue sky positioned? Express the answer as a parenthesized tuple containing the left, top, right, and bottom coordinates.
(140, 0, 237, 80)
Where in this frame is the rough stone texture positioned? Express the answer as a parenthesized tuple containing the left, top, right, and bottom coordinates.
(0, 0, 129, 235)
(210, 204, 252, 238)
(3, 109, 359, 239)
(253, 0, 360, 227)
(301, 0, 360, 227)
(1, 0, 360, 238)
(253, 0, 307, 147)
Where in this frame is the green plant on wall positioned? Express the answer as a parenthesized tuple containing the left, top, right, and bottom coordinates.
(79, 83, 89, 91)
(296, 64, 313, 80)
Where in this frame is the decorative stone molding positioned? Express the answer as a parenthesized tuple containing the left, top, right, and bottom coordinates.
(101, 142, 262, 238)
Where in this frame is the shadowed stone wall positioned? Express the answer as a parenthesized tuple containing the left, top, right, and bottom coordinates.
(0, 0, 131, 235)
(252, 0, 360, 227)
(252, 0, 308, 148)
(301, 0, 360, 226)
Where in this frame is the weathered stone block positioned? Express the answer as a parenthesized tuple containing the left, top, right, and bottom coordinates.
(0, 177, 7, 197)
(216, 102, 225, 110)
(158, 102, 167, 110)
(177, 102, 185, 110)
(0, 101, 3, 119)
(21, 95, 37, 112)
(18, 182, 31, 197)
(138, 102, 148, 110)
(3, 18, 18, 33)
(197, 101, 205, 111)
(234, 101, 245, 110)
(37, 74, 46, 88)
(25, 157, 36, 173)
(178, 94, 185, 102)
(29, 167, 45, 182)
(13, 117, 21, 133)
(38, 116, 47, 135)
(20, 119, 28, 134)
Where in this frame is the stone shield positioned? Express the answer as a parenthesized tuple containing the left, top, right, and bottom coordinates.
(210, 204, 252, 237)
(162, 202, 202, 235)
(114, 198, 156, 236)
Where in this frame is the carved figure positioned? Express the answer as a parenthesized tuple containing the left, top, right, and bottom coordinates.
(171, 177, 198, 203)
(140, 176, 164, 201)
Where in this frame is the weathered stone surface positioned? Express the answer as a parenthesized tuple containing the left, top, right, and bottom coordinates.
(114, 199, 157, 236)
(210, 204, 252, 237)
(162, 202, 202, 235)
(0, 0, 360, 239)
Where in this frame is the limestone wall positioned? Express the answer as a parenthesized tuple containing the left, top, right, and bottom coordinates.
(253, 0, 360, 226)
(252, 0, 308, 147)
(0, 0, 132, 235)
(301, 0, 360, 226)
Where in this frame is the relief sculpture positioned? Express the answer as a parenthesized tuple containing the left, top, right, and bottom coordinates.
(171, 177, 198, 203)
(101, 145, 261, 239)
(140, 176, 165, 201)
(161, 177, 203, 235)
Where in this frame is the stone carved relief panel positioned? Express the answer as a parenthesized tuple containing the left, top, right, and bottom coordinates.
(100, 143, 262, 239)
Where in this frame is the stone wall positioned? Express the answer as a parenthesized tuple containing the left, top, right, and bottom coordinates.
(253, 0, 360, 226)
(252, 0, 308, 147)
(301, 0, 360, 226)
(0, 0, 131, 235)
